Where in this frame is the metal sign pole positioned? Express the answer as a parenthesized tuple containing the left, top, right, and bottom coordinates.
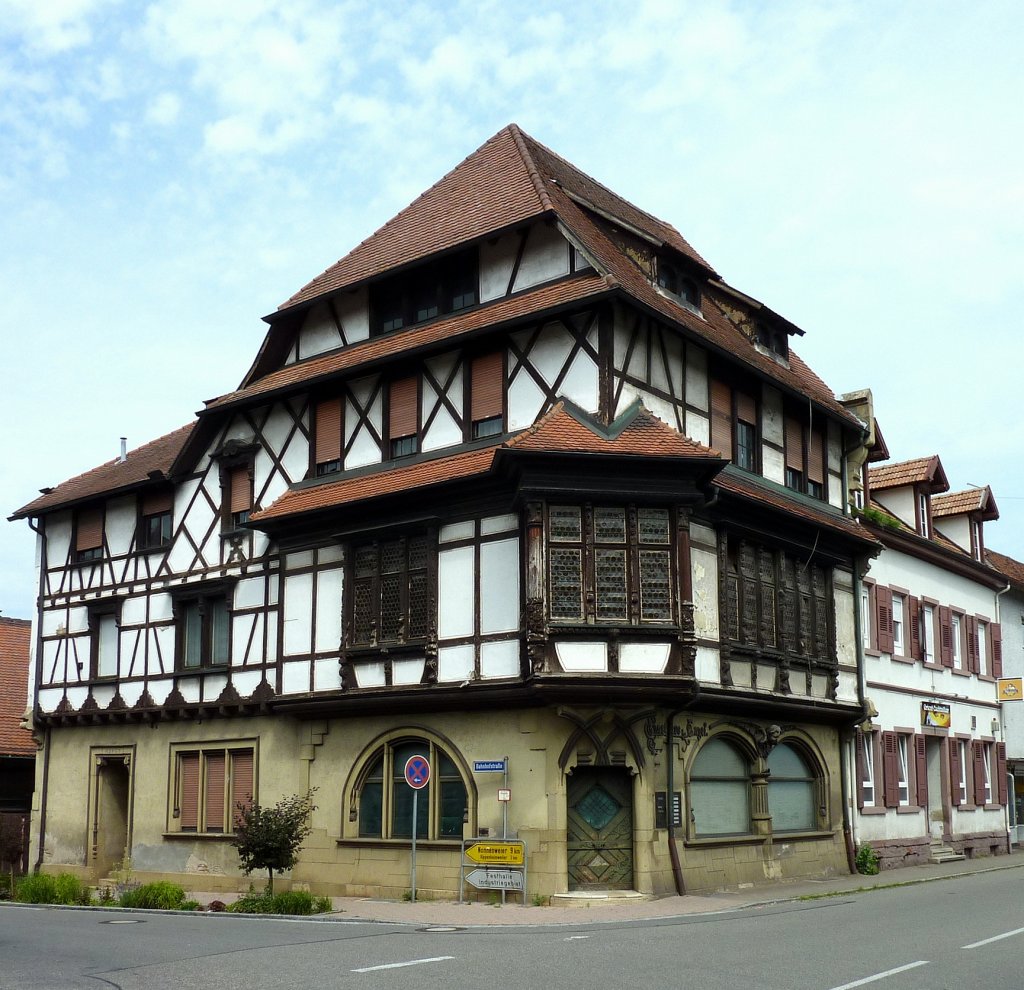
(501, 756, 509, 905)
(411, 787, 418, 903)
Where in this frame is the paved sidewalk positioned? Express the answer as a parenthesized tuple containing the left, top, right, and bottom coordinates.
(192, 847, 1024, 927)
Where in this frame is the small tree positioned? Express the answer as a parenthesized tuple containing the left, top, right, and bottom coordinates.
(231, 791, 316, 894)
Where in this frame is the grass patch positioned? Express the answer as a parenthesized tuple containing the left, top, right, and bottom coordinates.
(16, 872, 92, 906)
(118, 881, 190, 910)
(228, 887, 332, 915)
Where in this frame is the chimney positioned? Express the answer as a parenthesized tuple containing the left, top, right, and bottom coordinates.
(119, 437, 127, 463)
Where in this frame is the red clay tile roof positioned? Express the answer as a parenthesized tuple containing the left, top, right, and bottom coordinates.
(864, 497, 971, 559)
(208, 274, 613, 413)
(868, 456, 950, 493)
(986, 548, 1024, 591)
(932, 486, 998, 521)
(251, 401, 721, 524)
(0, 618, 34, 757)
(279, 124, 715, 313)
(10, 424, 194, 519)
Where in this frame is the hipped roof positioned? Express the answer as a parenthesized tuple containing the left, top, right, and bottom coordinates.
(868, 455, 949, 494)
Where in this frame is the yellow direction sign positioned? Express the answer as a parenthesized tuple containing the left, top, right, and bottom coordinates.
(465, 841, 525, 866)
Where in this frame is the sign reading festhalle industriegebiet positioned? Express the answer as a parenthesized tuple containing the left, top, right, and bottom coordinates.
(921, 701, 951, 728)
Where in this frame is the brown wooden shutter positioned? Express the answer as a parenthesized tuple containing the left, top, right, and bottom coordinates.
(938, 606, 953, 666)
(471, 352, 504, 422)
(876, 587, 893, 654)
(808, 426, 825, 484)
(914, 735, 928, 807)
(179, 752, 200, 831)
(882, 732, 899, 808)
(141, 489, 173, 515)
(315, 397, 343, 465)
(855, 734, 867, 808)
(965, 616, 979, 673)
(735, 391, 756, 426)
(908, 597, 922, 661)
(991, 623, 1003, 678)
(996, 742, 1008, 805)
(389, 376, 418, 438)
(229, 466, 251, 514)
(784, 416, 803, 471)
(710, 379, 733, 459)
(948, 739, 962, 806)
(231, 748, 254, 829)
(204, 751, 226, 832)
(76, 507, 103, 551)
(972, 741, 986, 806)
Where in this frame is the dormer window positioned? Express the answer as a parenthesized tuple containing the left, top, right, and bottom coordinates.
(371, 248, 478, 336)
(971, 519, 983, 560)
(757, 323, 789, 360)
(656, 259, 700, 310)
(918, 491, 930, 538)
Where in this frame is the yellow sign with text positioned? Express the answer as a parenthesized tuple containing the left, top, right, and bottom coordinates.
(464, 842, 525, 866)
(998, 678, 1024, 702)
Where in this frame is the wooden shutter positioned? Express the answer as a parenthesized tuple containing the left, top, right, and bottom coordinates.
(908, 597, 922, 661)
(389, 376, 418, 438)
(965, 615, 979, 673)
(231, 749, 254, 828)
(914, 735, 928, 807)
(76, 507, 103, 551)
(948, 739, 962, 806)
(876, 587, 893, 654)
(710, 379, 732, 459)
(179, 752, 200, 831)
(229, 466, 251, 514)
(808, 426, 825, 484)
(141, 489, 173, 515)
(938, 606, 953, 666)
(315, 398, 343, 465)
(972, 742, 986, 806)
(996, 742, 1008, 805)
(204, 751, 226, 832)
(855, 734, 868, 808)
(991, 623, 1003, 678)
(882, 732, 899, 808)
(784, 416, 803, 471)
(470, 352, 504, 422)
(735, 391, 756, 426)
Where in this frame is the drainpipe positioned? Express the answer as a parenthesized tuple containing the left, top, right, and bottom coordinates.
(27, 516, 49, 873)
(666, 686, 700, 896)
(844, 558, 871, 875)
(995, 582, 1011, 852)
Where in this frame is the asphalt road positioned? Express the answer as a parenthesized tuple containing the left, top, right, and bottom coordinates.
(2, 869, 1022, 989)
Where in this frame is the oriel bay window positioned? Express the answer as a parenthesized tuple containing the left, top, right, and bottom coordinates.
(172, 744, 254, 834)
(354, 737, 469, 840)
(349, 535, 431, 647)
(547, 505, 674, 624)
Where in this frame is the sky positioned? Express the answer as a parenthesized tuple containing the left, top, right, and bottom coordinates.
(2, 0, 1022, 619)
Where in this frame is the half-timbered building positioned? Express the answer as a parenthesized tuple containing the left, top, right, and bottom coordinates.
(13, 125, 879, 897)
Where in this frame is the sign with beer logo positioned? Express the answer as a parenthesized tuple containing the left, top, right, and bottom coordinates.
(998, 678, 1024, 702)
(921, 701, 951, 728)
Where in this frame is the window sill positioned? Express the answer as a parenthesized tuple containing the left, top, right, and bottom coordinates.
(335, 837, 463, 849)
(178, 664, 230, 675)
(891, 654, 917, 665)
(163, 831, 235, 841)
(864, 650, 882, 659)
(548, 623, 679, 637)
(346, 642, 429, 661)
(858, 805, 886, 816)
(896, 805, 921, 815)
(136, 544, 171, 556)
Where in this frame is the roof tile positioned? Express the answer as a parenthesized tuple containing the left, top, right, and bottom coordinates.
(868, 456, 949, 493)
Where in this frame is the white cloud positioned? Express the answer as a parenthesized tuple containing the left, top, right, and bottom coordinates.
(0, 0, 110, 53)
(145, 91, 181, 126)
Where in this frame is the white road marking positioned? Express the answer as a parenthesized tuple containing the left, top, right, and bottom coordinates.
(963, 926, 1024, 949)
(564, 936, 590, 941)
(826, 960, 929, 990)
(352, 956, 455, 973)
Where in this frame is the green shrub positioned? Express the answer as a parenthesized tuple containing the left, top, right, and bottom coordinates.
(16, 872, 91, 905)
(181, 900, 201, 911)
(855, 844, 880, 876)
(118, 881, 188, 910)
(228, 886, 331, 915)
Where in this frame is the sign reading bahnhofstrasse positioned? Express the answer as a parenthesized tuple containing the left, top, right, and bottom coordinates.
(464, 841, 525, 866)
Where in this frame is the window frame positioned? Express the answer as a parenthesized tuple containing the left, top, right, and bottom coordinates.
(169, 742, 256, 836)
(74, 506, 105, 563)
(172, 582, 233, 671)
(89, 599, 122, 680)
(137, 489, 174, 552)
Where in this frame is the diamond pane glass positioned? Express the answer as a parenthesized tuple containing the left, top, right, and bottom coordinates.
(595, 549, 627, 620)
(550, 548, 582, 620)
(381, 540, 402, 575)
(550, 506, 581, 543)
(380, 573, 401, 641)
(595, 507, 625, 543)
(355, 546, 376, 578)
(352, 577, 374, 644)
(638, 508, 670, 544)
(639, 549, 671, 621)
(576, 784, 620, 831)
(408, 571, 428, 639)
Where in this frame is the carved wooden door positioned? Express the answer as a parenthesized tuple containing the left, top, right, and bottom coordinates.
(566, 768, 634, 890)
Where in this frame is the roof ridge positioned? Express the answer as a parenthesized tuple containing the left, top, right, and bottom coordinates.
(508, 123, 554, 213)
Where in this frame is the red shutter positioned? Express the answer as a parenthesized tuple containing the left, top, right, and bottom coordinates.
(908, 597, 922, 661)
(808, 426, 825, 484)
(141, 489, 173, 515)
(315, 397, 343, 465)
(948, 739, 962, 806)
(865, 584, 877, 651)
(231, 748, 254, 829)
(179, 752, 200, 831)
(938, 606, 953, 667)
(784, 416, 803, 470)
(229, 466, 251, 514)
(991, 623, 1003, 679)
(204, 751, 226, 832)
(735, 392, 757, 426)
(882, 732, 899, 808)
(710, 379, 733, 459)
(965, 616, 979, 673)
(76, 507, 103, 551)
(470, 352, 504, 422)
(876, 587, 894, 654)
(389, 376, 418, 439)
(855, 734, 867, 809)
(972, 741, 986, 806)
(996, 742, 1008, 806)
(914, 735, 928, 807)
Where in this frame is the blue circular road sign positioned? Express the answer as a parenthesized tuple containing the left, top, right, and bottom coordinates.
(404, 754, 431, 789)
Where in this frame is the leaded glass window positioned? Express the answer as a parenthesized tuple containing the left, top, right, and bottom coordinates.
(350, 535, 432, 647)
